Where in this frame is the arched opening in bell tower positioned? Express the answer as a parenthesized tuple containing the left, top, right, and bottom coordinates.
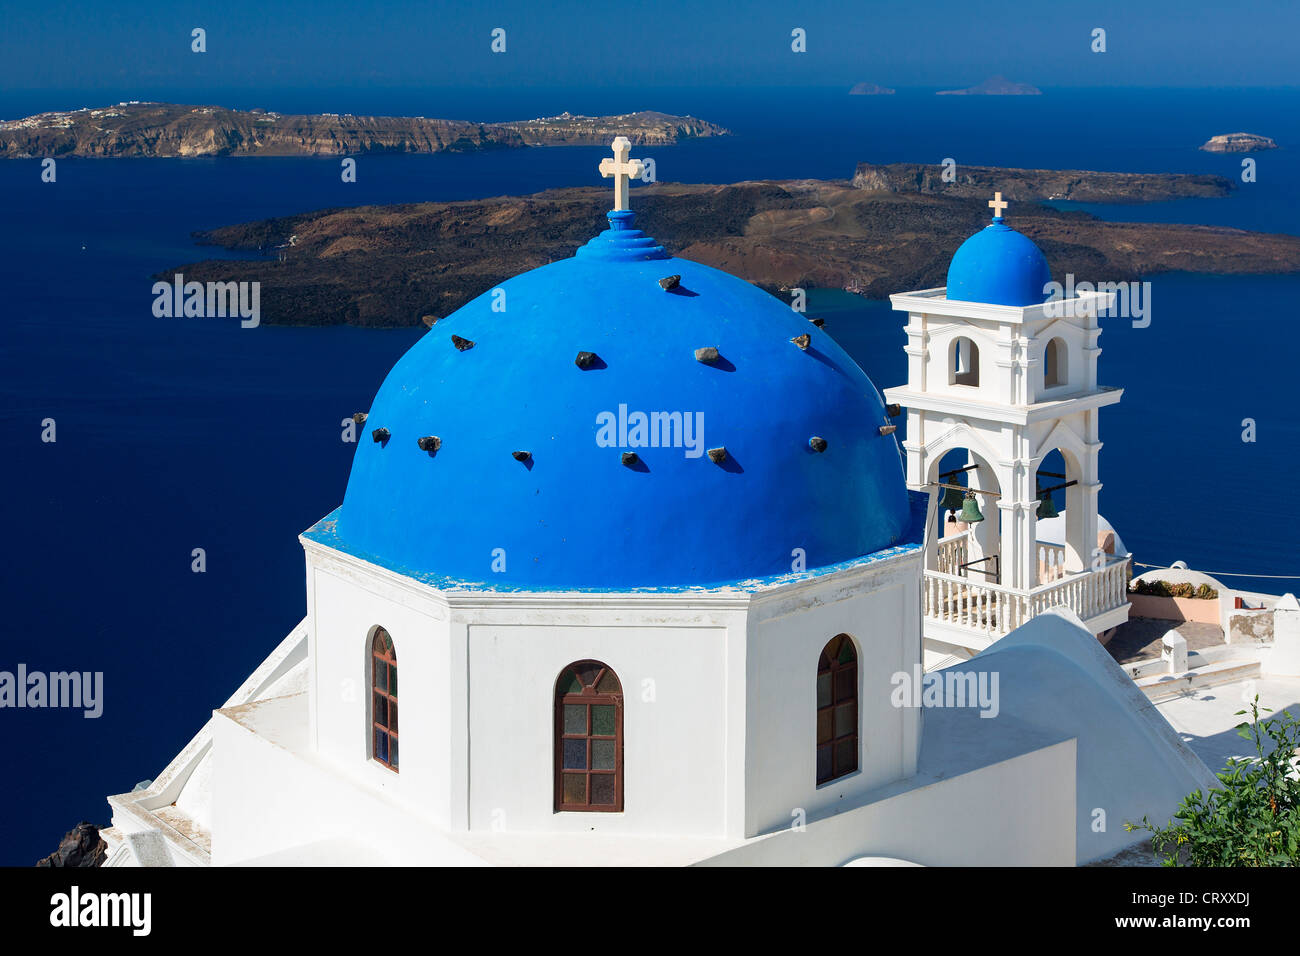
(1032, 447, 1093, 582)
(930, 446, 1001, 586)
(1044, 337, 1068, 389)
(949, 337, 981, 387)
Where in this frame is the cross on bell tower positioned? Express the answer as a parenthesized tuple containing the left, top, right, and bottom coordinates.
(599, 136, 645, 212)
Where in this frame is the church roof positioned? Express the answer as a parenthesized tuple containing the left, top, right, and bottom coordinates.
(933, 609, 1218, 864)
(945, 196, 1052, 307)
(330, 144, 911, 590)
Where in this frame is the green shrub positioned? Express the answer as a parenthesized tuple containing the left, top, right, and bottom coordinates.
(1127, 697, 1300, 865)
(1127, 579, 1218, 599)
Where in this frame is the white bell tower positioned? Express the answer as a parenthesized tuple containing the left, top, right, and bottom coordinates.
(883, 195, 1131, 660)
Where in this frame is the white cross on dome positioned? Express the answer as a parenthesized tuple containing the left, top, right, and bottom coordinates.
(988, 191, 1009, 220)
(598, 137, 645, 211)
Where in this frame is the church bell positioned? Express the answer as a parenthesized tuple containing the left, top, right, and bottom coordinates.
(958, 491, 985, 524)
(938, 483, 966, 513)
(1036, 491, 1058, 520)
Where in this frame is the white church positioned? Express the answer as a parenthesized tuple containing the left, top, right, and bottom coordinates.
(100, 140, 1214, 867)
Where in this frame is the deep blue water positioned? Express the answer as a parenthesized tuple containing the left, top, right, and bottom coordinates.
(2, 86, 1298, 864)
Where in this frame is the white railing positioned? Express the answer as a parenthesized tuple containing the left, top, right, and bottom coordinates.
(1029, 556, 1130, 621)
(924, 556, 1130, 638)
(1037, 542, 1067, 584)
(923, 569, 1026, 637)
(936, 531, 970, 576)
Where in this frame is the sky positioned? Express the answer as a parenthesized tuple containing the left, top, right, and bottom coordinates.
(1, 0, 1297, 99)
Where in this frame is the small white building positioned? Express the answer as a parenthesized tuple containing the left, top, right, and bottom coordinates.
(101, 152, 1209, 867)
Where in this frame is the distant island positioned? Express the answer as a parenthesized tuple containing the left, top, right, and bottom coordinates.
(163, 162, 1300, 327)
(0, 102, 729, 158)
(937, 75, 1041, 95)
(1200, 132, 1278, 153)
(852, 161, 1232, 202)
(849, 83, 896, 95)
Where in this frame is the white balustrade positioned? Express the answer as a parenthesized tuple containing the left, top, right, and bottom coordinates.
(923, 569, 1027, 637)
(924, 555, 1130, 638)
(936, 531, 970, 576)
(1036, 542, 1067, 584)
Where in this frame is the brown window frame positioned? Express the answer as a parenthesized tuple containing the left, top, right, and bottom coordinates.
(371, 627, 398, 772)
(554, 660, 623, 812)
(817, 634, 858, 785)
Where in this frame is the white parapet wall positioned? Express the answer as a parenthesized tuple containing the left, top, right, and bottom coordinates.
(1265, 595, 1300, 676)
(698, 738, 1076, 867)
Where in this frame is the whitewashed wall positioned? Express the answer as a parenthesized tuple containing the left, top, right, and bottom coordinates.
(743, 555, 921, 836)
(307, 549, 454, 826)
(302, 541, 921, 843)
(701, 738, 1075, 867)
(464, 618, 737, 836)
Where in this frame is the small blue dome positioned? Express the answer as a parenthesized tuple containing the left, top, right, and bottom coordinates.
(946, 220, 1051, 307)
(334, 210, 910, 590)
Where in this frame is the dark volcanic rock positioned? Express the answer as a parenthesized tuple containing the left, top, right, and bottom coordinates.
(163, 168, 1300, 328)
(37, 822, 106, 867)
(851, 162, 1233, 203)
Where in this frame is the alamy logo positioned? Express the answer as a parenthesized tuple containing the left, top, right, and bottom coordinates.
(50, 886, 151, 936)
(889, 665, 1000, 718)
(152, 273, 260, 328)
(1042, 274, 1152, 328)
(0, 665, 103, 718)
(595, 404, 704, 458)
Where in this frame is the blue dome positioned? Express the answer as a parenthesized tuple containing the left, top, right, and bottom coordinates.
(946, 220, 1051, 307)
(335, 210, 910, 590)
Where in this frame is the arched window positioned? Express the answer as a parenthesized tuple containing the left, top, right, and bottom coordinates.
(1044, 337, 1067, 388)
(371, 627, 398, 772)
(817, 635, 858, 785)
(950, 337, 980, 387)
(555, 660, 623, 812)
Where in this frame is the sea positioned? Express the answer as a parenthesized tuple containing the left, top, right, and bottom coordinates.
(1, 85, 1298, 864)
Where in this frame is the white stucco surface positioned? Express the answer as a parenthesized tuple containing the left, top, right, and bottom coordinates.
(945, 609, 1218, 863)
(1155, 676, 1300, 773)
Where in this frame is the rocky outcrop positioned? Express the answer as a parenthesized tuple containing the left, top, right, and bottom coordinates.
(1200, 132, 1278, 152)
(166, 170, 1300, 328)
(36, 822, 106, 867)
(937, 75, 1040, 95)
(851, 162, 1233, 203)
(0, 103, 729, 158)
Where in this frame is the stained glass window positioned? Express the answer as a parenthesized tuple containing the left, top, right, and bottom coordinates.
(816, 634, 857, 785)
(555, 660, 622, 812)
(371, 627, 399, 772)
